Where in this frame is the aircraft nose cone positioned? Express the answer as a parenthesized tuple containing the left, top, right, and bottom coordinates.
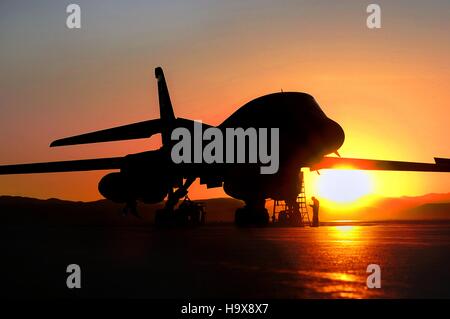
(334, 121, 345, 149)
(323, 119, 345, 153)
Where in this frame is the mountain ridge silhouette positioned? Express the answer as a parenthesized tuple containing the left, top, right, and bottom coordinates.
(1, 193, 450, 225)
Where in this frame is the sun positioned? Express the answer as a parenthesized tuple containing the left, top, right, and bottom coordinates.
(313, 168, 374, 204)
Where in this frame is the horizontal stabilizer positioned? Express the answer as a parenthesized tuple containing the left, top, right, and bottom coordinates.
(311, 157, 450, 172)
(50, 119, 161, 147)
(0, 157, 122, 175)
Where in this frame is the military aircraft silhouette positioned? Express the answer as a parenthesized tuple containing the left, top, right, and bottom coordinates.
(1, 67, 450, 225)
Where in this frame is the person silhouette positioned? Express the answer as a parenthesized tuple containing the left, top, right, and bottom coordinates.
(309, 196, 320, 227)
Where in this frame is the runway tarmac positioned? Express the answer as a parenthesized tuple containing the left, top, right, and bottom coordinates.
(2, 221, 450, 298)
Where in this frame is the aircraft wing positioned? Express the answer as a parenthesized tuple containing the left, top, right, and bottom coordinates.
(50, 119, 162, 147)
(311, 157, 450, 172)
(0, 157, 122, 175)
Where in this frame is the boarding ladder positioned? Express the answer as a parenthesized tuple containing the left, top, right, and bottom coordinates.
(271, 171, 311, 226)
(297, 171, 311, 226)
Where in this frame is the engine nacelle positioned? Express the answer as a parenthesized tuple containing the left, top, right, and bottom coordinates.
(98, 172, 169, 204)
(98, 173, 130, 203)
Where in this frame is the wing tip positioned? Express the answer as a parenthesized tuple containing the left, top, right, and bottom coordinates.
(49, 139, 67, 147)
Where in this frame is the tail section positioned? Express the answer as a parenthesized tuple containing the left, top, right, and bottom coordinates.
(155, 67, 176, 146)
(50, 66, 176, 148)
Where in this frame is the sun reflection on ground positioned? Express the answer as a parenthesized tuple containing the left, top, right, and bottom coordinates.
(295, 270, 364, 298)
(329, 225, 361, 244)
(264, 225, 384, 298)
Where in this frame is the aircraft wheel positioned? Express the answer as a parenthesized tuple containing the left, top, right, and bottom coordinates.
(173, 207, 189, 226)
(235, 207, 250, 227)
(252, 208, 269, 226)
(235, 207, 269, 227)
(154, 208, 173, 227)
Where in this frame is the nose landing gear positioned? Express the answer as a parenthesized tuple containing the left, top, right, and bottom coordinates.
(234, 199, 269, 227)
(121, 200, 141, 218)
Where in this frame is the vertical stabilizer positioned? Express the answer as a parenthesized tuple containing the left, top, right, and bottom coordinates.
(155, 67, 176, 145)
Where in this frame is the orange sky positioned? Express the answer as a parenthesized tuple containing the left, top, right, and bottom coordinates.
(0, 1, 449, 206)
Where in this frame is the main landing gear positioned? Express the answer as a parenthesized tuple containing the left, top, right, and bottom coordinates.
(234, 199, 269, 227)
(154, 177, 206, 227)
(154, 196, 206, 227)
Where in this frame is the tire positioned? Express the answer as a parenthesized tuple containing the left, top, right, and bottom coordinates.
(155, 208, 172, 227)
(235, 207, 250, 227)
(235, 207, 269, 227)
(254, 208, 269, 226)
